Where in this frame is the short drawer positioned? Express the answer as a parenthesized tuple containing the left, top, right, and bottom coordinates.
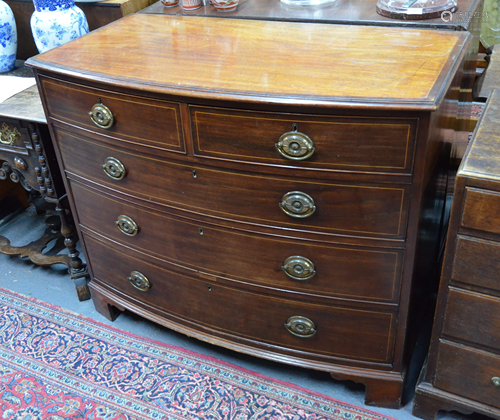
(191, 106, 416, 174)
(451, 236, 500, 294)
(442, 288, 500, 352)
(84, 233, 397, 364)
(435, 341, 500, 409)
(56, 127, 409, 238)
(72, 181, 404, 303)
(39, 77, 184, 153)
(461, 188, 500, 236)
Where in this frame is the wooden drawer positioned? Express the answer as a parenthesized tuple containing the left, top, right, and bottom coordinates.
(442, 288, 500, 352)
(56, 128, 409, 238)
(39, 77, 184, 153)
(435, 341, 500, 409)
(451, 236, 500, 294)
(461, 188, 500, 235)
(72, 181, 404, 303)
(0, 118, 31, 154)
(84, 232, 397, 364)
(191, 106, 416, 174)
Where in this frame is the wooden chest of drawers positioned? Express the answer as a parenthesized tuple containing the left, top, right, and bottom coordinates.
(413, 90, 500, 419)
(28, 14, 472, 408)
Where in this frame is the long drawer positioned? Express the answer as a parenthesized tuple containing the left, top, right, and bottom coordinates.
(435, 341, 500, 409)
(72, 181, 403, 303)
(442, 288, 500, 352)
(84, 232, 397, 364)
(56, 127, 409, 238)
(191, 106, 416, 174)
(39, 77, 184, 153)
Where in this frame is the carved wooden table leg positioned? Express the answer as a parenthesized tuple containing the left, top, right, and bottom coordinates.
(55, 196, 90, 301)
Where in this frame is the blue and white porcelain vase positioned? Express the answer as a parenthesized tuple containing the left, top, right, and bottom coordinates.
(0, 0, 17, 73)
(30, 0, 89, 53)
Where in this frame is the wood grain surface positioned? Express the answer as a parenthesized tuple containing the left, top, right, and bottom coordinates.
(461, 90, 500, 180)
(28, 14, 469, 108)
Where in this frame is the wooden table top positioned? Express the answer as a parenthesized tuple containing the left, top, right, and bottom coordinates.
(142, 0, 483, 31)
(461, 90, 500, 181)
(0, 62, 45, 124)
(28, 13, 470, 110)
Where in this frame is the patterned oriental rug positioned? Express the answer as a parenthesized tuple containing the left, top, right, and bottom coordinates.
(0, 287, 398, 420)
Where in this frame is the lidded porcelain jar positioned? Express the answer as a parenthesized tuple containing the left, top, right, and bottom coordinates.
(30, 0, 89, 53)
(0, 0, 17, 72)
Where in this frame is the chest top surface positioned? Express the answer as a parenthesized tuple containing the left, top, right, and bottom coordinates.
(460, 90, 500, 181)
(27, 14, 470, 109)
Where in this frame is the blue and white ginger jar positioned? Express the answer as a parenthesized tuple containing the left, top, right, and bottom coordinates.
(0, 0, 17, 73)
(31, 0, 89, 53)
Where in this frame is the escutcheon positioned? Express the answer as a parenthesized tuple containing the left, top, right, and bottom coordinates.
(116, 215, 139, 236)
(102, 157, 126, 180)
(89, 102, 114, 129)
(276, 129, 315, 161)
(492, 377, 500, 387)
(282, 256, 316, 281)
(280, 191, 316, 218)
(285, 316, 316, 338)
(127, 271, 150, 291)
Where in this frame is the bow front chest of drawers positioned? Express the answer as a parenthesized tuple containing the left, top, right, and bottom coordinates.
(28, 14, 472, 408)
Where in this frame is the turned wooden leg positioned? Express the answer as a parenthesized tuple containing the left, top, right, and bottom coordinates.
(56, 198, 90, 301)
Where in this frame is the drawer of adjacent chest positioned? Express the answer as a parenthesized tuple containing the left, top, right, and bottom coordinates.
(72, 181, 404, 303)
(451, 236, 500, 294)
(461, 188, 500, 236)
(434, 341, 500, 409)
(39, 77, 184, 153)
(442, 288, 500, 352)
(84, 233, 397, 364)
(191, 106, 417, 174)
(56, 128, 409, 238)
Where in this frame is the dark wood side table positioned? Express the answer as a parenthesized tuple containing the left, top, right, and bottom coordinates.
(0, 63, 90, 301)
(412, 90, 500, 420)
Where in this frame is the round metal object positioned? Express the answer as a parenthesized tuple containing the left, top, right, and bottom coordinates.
(89, 102, 114, 129)
(276, 130, 315, 161)
(284, 316, 316, 338)
(127, 271, 151, 291)
(102, 157, 126, 180)
(280, 191, 316, 218)
(282, 256, 316, 281)
(116, 215, 139, 236)
(13, 156, 27, 171)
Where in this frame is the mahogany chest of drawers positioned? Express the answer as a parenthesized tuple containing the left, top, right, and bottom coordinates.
(28, 14, 471, 408)
(413, 91, 500, 419)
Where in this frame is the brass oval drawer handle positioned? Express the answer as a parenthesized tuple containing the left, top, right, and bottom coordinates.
(116, 215, 139, 236)
(89, 102, 114, 129)
(280, 191, 316, 219)
(492, 377, 500, 387)
(102, 157, 126, 180)
(282, 256, 316, 281)
(276, 129, 315, 161)
(285, 316, 316, 338)
(127, 271, 150, 291)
